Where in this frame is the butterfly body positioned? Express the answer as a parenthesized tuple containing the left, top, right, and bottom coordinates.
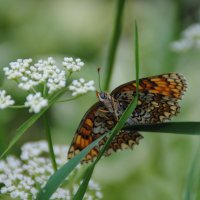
(67, 73, 187, 163)
(96, 91, 124, 121)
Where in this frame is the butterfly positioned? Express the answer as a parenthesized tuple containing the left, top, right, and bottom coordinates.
(67, 73, 187, 163)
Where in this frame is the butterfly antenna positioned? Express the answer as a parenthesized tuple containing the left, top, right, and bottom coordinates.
(97, 67, 102, 92)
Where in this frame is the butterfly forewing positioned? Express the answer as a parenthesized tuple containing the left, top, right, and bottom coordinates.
(67, 73, 187, 163)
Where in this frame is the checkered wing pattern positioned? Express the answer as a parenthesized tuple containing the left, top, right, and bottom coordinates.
(67, 73, 187, 163)
(111, 73, 187, 124)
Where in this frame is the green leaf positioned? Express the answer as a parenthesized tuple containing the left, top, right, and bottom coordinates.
(73, 21, 140, 200)
(0, 88, 66, 159)
(123, 122, 200, 135)
(36, 132, 109, 200)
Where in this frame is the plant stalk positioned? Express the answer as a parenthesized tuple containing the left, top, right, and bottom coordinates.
(43, 113, 57, 171)
(103, 0, 126, 91)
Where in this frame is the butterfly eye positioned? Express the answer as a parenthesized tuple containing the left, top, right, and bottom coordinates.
(100, 92, 107, 99)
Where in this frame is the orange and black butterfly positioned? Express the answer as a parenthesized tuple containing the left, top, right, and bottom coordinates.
(67, 73, 187, 163)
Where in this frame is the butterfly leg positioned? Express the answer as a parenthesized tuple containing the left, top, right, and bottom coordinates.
(98, 109, 109, 113)
(98, 109, 112, 120)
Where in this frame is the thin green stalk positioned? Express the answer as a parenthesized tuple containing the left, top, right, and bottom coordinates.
(57, 96, 81, 103)
(43, 113, 57, 171)
(9, 105, 26, 109)
(103, 0, 125, 91)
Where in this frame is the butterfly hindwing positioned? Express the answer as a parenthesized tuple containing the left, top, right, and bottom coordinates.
(67, 102, 143, 162)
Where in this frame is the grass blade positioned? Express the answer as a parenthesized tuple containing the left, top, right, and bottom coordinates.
(73, 22, 140, 200)
(103, 0, 125, 91)
(123, 122, 200, 135)
(36, 132, 109, 200)
(0, 89, 66, 159)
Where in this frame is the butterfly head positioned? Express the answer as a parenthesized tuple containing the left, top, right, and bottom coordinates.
(96, 91, 111, 103)
(96, 91, 119, 116)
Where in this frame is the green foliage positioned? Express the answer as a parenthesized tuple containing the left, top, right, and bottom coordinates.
(0, 1, 200, 200)
(0, 88, 67, 159)
(36, 133, 109, 200)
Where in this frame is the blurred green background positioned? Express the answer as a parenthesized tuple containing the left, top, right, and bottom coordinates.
(0, 0, 200, 199)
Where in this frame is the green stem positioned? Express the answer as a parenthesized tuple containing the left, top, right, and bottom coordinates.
(43, 113, 57, 171)
(10, 105, 26, 109)
(103, 0, 126, 91)
(57, 96, 81, 103)
(43, 81, 47, 97)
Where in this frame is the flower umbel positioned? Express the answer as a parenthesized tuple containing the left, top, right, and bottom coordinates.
(171, 23, 200, 52)
(4, 57, 67, 93)
(3, 58, 32, 80)
(0, 141, 103, 200)
(2, 56, 95, 113)
(63, 57, 84, 73)
(0, 90, 15, 109)
(69, 78, 95, 96)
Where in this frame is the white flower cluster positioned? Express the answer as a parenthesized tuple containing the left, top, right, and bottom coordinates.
(63, 57, 84, 72)
(1, 57, 95, 113)
(0, 141, 103, 200)
(69, 78, 95, 96)
(171, 23, 200, 52)
(0, 90, 15, 109)
(24, 92, 48, 113)
(3, 57, 66, 94)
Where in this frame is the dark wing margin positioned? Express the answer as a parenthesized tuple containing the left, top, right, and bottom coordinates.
(111, 73, 187, 100)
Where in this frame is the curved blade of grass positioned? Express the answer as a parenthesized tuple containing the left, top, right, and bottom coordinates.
(36, 132, 109, 200)
(73, 21, 140, 200)
(0, 88, 66, 159)
(123, 122, 200, 135)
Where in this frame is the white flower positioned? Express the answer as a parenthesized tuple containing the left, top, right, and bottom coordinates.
(171, 23, 200, 52)
(18, 79, 39, 90)
(24, 92, 48, 113)
(2, 56, 96, 111)
(51, 188, 71, 200)
(0, 90, 15, 109)
(170, 40, 193, 52)
(3, 58, 32, 80)
(32, 57, 66, 94)
(47, 70, 66, 94)
(0, 141, 103, 200)
(3, 57, 67, 94)
(63, 57, 84, 72)
(182, 23, 200, 40)
(69, 78, 95, 96)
